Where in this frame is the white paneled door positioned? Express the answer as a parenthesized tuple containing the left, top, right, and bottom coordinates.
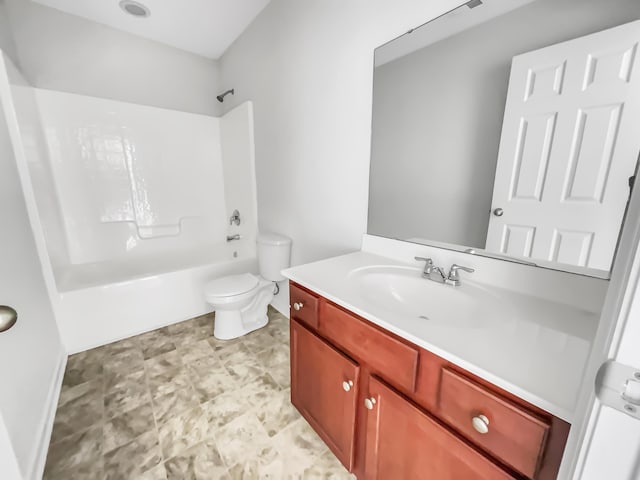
(0, 55, 64, 479)
(486, 20, 640, 271)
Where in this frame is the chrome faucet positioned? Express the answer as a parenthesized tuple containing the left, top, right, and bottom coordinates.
(444, 264, 475, 286)
(414, 257, 446, 283)
(414, 257, 475, 286)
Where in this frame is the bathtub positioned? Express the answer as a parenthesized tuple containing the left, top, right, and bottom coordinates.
(55, 241, 256, 354)
(4, 81, 261, 353)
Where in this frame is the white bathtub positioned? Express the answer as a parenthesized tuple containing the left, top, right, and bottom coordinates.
(55, 242, 256, 354)
(5, 83, 261, 353)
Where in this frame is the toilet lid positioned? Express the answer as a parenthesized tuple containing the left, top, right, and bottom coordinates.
(204, 273, 259, 297)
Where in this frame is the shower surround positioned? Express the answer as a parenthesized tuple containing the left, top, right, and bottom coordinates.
(2, 61, 258, 353)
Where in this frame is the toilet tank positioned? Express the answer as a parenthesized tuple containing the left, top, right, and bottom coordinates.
(257, 232, 292, 281)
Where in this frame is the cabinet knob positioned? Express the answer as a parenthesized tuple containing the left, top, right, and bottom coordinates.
(364, 397, 377, 410)
(293, 302, 304, 311)
(472, 414, 490, 434)
(342, 380, 354, 392)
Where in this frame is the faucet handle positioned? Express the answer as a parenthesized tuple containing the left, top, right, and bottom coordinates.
(450, 264, 474, 274)
(414, 257, 435, 276)
(414, 256, 433, 264)
(447, 264, 475, 286)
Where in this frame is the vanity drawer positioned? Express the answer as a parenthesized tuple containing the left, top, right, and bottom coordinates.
(320, 302, 419, 392)
(438, 368, 550, 479)
(290, 283, 319, 329)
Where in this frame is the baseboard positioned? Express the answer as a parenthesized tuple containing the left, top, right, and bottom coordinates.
(28, 350, 66, 480)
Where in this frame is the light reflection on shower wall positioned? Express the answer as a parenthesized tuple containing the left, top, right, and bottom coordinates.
(35, 89, 229, 266)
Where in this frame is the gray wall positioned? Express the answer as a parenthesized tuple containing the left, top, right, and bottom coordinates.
(369, 0, 640, 249)
(0, 0, 17, 64)
(219, 0, 461, 269)
(3, 0, 222, 115)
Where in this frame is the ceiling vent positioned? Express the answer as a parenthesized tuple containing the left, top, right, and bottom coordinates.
(119, 0, 151, 18)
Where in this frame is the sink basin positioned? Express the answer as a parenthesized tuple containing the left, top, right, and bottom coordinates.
(348, 265, 508, 328)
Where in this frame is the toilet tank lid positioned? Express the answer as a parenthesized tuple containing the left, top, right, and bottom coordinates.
(257, 232, 292, 246)
(204, 273, 259, 297)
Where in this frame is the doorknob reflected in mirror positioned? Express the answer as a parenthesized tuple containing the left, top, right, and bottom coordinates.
(0, 306, 17, 333)
(493, 208, 504, 217)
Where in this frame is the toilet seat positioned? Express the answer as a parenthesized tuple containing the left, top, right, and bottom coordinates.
(204, 273, 262, 304)
(205, 273, 258, 297)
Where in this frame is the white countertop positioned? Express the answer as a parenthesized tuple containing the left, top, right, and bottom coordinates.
(282, 251, 600, 423)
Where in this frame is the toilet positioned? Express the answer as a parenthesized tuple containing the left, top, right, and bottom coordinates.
(204, 232, 292, 340)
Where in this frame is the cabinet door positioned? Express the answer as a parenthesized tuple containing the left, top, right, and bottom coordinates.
(290, 320, 360, 470)
(364, 376, 516, 480)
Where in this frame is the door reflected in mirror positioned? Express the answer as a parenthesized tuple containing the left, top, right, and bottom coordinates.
(368, 0, 640, 277)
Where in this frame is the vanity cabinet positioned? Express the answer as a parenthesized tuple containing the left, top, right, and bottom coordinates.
(364, 376, 516, 479)
(289, 282, 570, 480)
(290, 320, 359, 469)
(438, 368, 550, 478)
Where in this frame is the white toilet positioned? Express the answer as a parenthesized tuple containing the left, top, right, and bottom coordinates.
(204, 232, 292, 340)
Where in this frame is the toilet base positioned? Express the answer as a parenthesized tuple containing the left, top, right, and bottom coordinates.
(213, 310, 268, 340)
(212, 282, 274, 340)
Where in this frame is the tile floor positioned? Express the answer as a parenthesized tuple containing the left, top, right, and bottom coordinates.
(44, 307, 353, 479)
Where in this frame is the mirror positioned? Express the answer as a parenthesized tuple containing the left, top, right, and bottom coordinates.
(368, 0, 640, 278)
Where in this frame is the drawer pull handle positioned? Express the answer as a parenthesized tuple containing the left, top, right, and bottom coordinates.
(342, 380, 354, 392)
(472, 414, 490, 434)
(293, 302, 304, 311)
(364, 397, 377, 410)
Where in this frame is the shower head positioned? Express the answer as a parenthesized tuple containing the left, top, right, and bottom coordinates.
(217, 89, 235, 102)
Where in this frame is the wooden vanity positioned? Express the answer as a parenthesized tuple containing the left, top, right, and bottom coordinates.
(289, 282, 570, 479)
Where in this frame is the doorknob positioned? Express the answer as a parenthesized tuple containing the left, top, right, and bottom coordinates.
(493, 208, 504, 217)
(0, 306, 17, 333)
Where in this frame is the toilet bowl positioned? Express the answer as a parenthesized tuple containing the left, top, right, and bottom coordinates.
(204, 232, 292, 340)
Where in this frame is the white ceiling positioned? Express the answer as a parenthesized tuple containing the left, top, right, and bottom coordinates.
(31, 0, 271, 59)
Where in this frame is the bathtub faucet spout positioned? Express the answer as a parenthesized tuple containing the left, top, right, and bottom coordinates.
(226, 234, 241, 242)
